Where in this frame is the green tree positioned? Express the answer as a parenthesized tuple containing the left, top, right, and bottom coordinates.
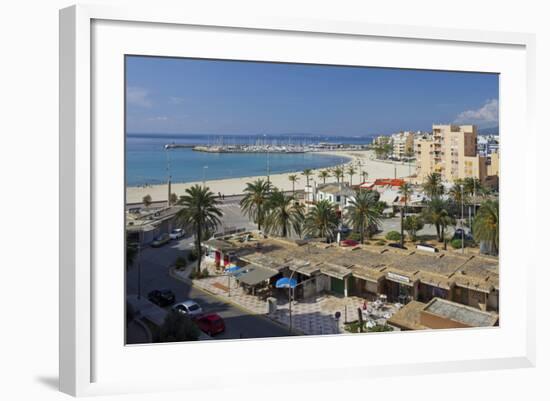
(398, 182, 413, 246)
(263, 189, 304, 238)
(176, 185, 223, 274)
(157, 311, 201, 342)
(346, 165, 357, 186)
(473, 200, 499, 256)
(240, 179, 272, 230)
(288, 174, 300, 195)
(345, 190, 381, 244)
(169, 193, 178, 205)
(332, 166, 344, 183)
(318, 170, 330, 184)
(304, 199, 339, 243)
(422, 197, 455, 242)
(449, 180, 467, 205)
(302, 168, 313, 189)
(422, 172, 444, 199)
(142, 194, 152, 208)
(403, 215, 424, 241)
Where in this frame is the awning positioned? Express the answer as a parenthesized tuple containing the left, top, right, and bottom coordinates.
(238, 265, 278, 286)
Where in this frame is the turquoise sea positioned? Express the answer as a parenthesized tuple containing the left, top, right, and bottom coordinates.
(126, 134, 372, 187)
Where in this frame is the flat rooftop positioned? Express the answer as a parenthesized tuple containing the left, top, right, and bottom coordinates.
(209, 234, 498, 292)
(424, 298, 498, 327)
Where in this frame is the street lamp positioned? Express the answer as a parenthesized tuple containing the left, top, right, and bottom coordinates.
(275, 263, 306, 334)
(202, 165, 208, 187)
(460, 184, 465, 254)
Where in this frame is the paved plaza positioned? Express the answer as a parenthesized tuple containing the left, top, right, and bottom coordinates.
(172, 262, 399, 336)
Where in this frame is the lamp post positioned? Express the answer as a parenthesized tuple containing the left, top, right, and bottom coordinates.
(460, 184, 465, 254)
(202, 165, 208, 187)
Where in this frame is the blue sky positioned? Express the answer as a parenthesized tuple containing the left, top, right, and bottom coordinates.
(126, 56, 499, 136)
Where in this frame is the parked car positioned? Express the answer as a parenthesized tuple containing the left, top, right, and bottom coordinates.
(169, 228, 185, 240)
(388, 243, 407, 250)
(151, 233, 171, 247)
(196, 313, 226, 336)
(453, 228, 473, 241)
(416, 243, 439, 253)
(147, 289, 176, 306)
(341, 239, 359, 247)
(172, 300, 203, 318)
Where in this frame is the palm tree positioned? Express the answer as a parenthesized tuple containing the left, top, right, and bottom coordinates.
(169, 193, 178, 206)
(449, 180, 466, 206)
(142, 194, 152, 208)
(240, 179, 272, 230)
(361, 170, 368, 183)
(176, 185, 223, 273)
(473, 200, 499, 256)
(346, 165, 357, 186)
(318, 170, 330, 184)
(288, 174, 300, 195)
(422, 197, 455, 243)
(463, 177, 481, 197)
(345, 190, 381, 244)
(263, 190, 304, 238)
(332, 166, 344, 183)
(422, 172, 444, 199)
(304, 199, 339, 243)
(302, 168, 313, 189)
(398, 182, 413, 246)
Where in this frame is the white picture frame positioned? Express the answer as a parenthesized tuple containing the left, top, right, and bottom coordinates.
(59, 4, 536, 397)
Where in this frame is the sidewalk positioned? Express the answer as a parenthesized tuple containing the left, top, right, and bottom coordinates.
(171, 262, 376, 335)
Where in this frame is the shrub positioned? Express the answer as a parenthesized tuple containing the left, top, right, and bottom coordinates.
(385, 231, 401, 241)
(348, 232, 362, 242)
(187, 249, 198, 262)
(175, 256, 187, 269)
(375, 239, 386, 246)
(451, 238, 463, 249)
(368, 324, 394, 332)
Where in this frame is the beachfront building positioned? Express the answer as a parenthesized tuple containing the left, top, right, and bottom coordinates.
(391, 131, 414, 160)
(415, 124, 489, 183)
(372, 135, 392, 147)
(477, 135, 500, 157)
(487, 151, 499, 177)
(126, 205, 183, 245)
(315, 183, 356, 212)
(203, 233, 500, 313)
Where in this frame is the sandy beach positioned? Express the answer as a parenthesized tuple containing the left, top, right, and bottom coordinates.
(126, 150, 415, 204)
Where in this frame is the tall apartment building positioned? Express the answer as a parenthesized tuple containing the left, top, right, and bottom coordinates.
(391, 131, 415, 160)
(415, 124, 487, 183)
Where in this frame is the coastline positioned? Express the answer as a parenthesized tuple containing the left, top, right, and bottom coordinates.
(126, 150, 415, 204)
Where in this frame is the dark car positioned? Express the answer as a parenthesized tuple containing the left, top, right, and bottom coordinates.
(151, 233, 171, 248)
(196, 313, 226, 336)
(147, 289, 176, 306)
(341, 239, 359, 247)
(453, 228, 473, 241)
(388, 243, 407, 250)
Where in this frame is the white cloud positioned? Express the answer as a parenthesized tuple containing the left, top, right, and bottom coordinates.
(454, 99, 499, 126)
(126, 86, 152, 107)
(169, 96, 185, 105)
(147, 116, 169, 121)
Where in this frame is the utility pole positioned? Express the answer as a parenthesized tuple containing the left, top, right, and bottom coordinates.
(166, 148, 172, 207)
(461, 184, 465, 254)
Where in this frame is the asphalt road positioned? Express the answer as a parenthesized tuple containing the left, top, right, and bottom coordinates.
(127, 232, 291, 342)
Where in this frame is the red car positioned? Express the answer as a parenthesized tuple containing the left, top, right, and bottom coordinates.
(341, 239, 359, 247)
(196, 313, 225, 336)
